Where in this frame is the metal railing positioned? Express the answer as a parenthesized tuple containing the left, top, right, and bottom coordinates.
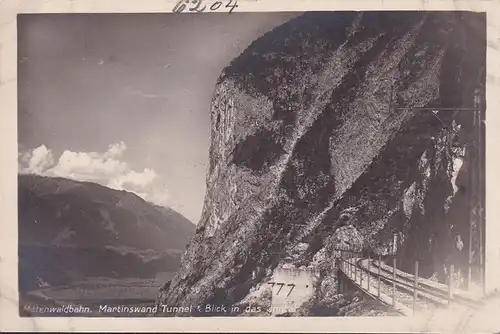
(338, 250, 460, 315)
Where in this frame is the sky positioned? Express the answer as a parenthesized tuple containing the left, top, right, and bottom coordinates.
(17, 12, 298, 223)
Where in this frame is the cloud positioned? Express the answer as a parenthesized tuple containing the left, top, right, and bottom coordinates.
(18, 142, 170, 207)
(19, 144, 55, 175)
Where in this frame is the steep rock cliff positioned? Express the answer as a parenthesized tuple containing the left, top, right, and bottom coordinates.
(157, 11, 486, 315)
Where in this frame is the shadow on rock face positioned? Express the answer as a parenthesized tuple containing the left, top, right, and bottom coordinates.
(158, 11, 486, 314)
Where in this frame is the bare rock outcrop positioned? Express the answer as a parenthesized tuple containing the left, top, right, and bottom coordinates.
(157, 11, 485, 316)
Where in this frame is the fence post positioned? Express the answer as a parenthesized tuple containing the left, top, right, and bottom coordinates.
(347, 253, 351, 278)
(349, 253, 352, 277)
(339, 251, 341, 271)
(392, 256, 396, 307)
(367, 255, 371, 292)
(340, 251, 342, 271)
(352, 254, 355, 278)
(360, 260, 363, 286)
(344, 252, 347, 272)
(352, 254, 355, 277)
(413, 260, 419, 315)
(448, 264, 454, 306)
(354, 258, 357, 282)
(378, 255, 381, 298)
(341, 251, 344, 271)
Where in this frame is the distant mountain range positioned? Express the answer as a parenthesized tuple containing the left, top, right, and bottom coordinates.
(18, 174, 195, 292)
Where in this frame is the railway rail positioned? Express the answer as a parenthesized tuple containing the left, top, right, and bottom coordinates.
(338, 251, 483, 316)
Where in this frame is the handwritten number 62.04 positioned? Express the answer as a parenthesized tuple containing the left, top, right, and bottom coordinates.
(172, 0, 239, 13)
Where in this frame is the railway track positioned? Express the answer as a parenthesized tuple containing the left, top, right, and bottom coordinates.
(345, 259, 445, 312)
(340, 257, 483, 314)
(364, 259, 482, 308)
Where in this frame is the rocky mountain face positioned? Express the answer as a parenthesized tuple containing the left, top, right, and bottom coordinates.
(18, 174, 195, 291)
(157, 11, 486, 315)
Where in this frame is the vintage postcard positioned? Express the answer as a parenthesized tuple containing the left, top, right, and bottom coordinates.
(1, 0, 500, 332)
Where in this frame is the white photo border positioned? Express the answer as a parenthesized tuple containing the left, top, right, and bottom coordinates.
(1, 0, 499, 332)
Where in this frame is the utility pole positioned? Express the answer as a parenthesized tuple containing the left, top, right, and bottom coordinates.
(467, 89, 483, 292)
(475, 89, 485, 296)
(467, 115, 473, 291)
(395, 102, 482, 292)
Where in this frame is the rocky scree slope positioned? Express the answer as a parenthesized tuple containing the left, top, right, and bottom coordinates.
(157, 11, 486, 315)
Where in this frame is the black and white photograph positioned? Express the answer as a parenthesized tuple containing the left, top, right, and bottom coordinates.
(14, 8, 494, 323)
